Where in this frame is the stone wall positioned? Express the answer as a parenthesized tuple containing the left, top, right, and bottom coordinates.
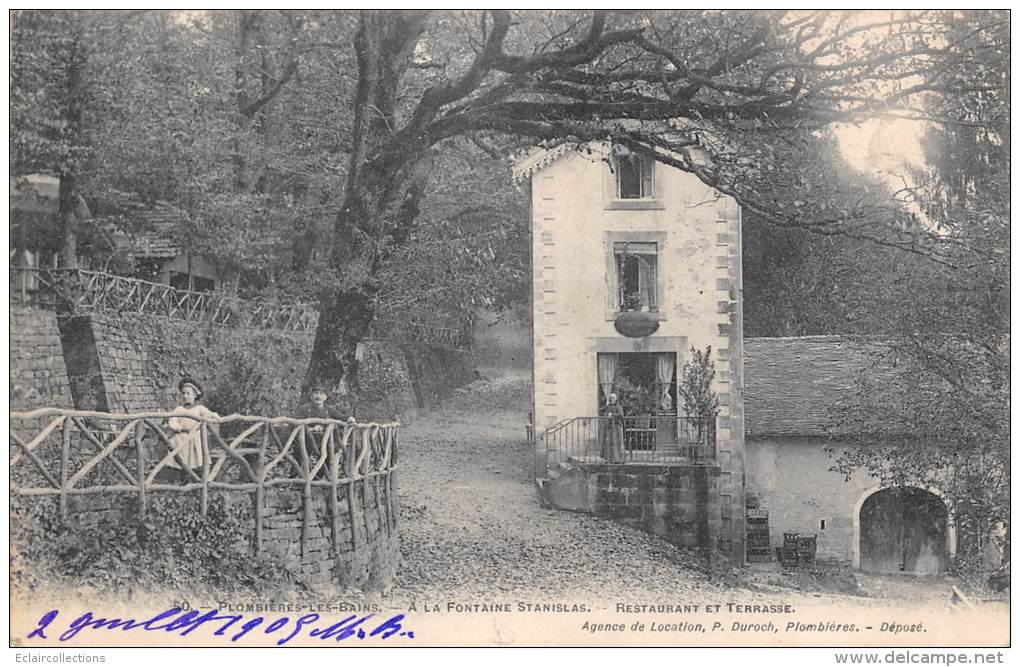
(79, 312, 315, 415)
(745, 437, 877, 564)
(10, 470, 400, 591)
(10, 307, 74, 412)
(10, 307, 453, 592)
(262, 475, 399, 589)
(587, 463, 721, 553)
(46, 311, 472, 420)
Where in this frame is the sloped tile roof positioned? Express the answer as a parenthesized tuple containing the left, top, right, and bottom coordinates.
(743, 336, 891, 438)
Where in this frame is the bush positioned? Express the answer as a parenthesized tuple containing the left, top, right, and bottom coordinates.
(11, 493, 299, 595)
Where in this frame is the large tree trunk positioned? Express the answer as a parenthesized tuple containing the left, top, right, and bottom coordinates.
(302, 11, 429, 403)
(303, 154, 429, 402)
(59, 22, 86, 269)
(306, 285, 376, 401)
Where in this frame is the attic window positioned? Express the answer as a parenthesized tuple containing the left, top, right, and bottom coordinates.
(612, 148, 654, 199)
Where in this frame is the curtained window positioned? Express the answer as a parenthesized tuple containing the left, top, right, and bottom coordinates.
(614, 242, 658, 311)
(654, 353, 676, 413)
(597, 353, 618, 405)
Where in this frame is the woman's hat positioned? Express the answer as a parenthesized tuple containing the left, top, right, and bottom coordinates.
(178, 378, 203, 396)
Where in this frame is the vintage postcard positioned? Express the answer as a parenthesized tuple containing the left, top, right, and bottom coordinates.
(8, 8, 1010, 652)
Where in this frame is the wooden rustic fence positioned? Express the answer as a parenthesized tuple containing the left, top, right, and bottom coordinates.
(10, 408, 399, 557)
(11, 266, 470, 346)
(366, 317, 470, 349)
(10, 267, 320, 333)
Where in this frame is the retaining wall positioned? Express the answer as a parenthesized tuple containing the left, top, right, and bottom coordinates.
(10, 307, 74, 411)
(263, 476, 399, 589)
(47, 311, 472, 420)
(10, 474, 400, 591)
(10, 306, 466, 591)
(543, 462, 722, 554)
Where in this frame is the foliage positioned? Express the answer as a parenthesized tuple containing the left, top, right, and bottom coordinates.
(621, 293, 642, 312)
(353, 345, 412, 416)
(202, 353, 272, 417)
(827, 11, 1009, 573)
(612, 376, 657, 416)
(375, 138, 530, 323)
(301, 9, 1010, 393)
(11, 10, 1010, 400)
(677, 346, 719, 423)
(11, 495, 297, 595)
(740, 134, 925, 337)
(132, 315, 311, 416)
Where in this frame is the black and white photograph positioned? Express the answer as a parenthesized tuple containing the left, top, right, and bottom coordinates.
(8, 7, 1010, 654)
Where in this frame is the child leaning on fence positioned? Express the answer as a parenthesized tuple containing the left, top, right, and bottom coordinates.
(165, 378, 219, 474)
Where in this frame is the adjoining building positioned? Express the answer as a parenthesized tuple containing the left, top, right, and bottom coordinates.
(11, 174, 219, 292)
(744, 336, 954, 574)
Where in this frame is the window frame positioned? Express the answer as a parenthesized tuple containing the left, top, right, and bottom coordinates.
(604, 231, 668, 321)
(604, 146, 665, 210)
(613, 242, 659, 312)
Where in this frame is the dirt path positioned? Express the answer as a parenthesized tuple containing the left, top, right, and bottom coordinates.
(393, 386, 726, 604)
(387, 377, 963, 610)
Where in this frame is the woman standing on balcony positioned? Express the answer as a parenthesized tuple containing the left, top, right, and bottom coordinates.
(166, 378, 218, 481)
(600, 392, 625, 463)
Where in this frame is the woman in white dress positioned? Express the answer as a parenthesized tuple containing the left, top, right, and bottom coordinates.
(166, 378, 218, 478)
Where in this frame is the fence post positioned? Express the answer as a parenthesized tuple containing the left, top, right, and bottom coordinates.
(135, 420, 147, 520)
(254, 423, 266, 556)
(389, 427, 399, 532)
(200, 422, 210, 517)
(358, 427, 372, 548)
(346, 425, 359, 549)
(325, 425, 342, 556)
(298, 426, 311, 559)
(60, 416, 71, 520)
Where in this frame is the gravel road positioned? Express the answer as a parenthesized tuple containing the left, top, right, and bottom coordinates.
(391, 378, 819, 607)
(386, 377, 982, 614)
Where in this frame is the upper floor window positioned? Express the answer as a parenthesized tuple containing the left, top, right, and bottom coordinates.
(614, 242, 658, 312)
(612, 148, 655, 200)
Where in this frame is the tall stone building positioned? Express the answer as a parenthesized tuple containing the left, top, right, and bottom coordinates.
(516, 143, 745, 560)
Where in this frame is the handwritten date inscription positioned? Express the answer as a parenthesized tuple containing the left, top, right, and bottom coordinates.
(29, 607, 415, 645)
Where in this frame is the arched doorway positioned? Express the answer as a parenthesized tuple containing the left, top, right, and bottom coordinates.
(858, 487, 949, 574)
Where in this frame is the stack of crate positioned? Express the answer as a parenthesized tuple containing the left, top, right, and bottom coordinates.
(780, 533, 800, 568)
(797, 535, 817, 567)
(746, 508, 771, 562)
(776, 533, 819, 569)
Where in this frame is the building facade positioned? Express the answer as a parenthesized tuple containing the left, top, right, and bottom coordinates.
(518, 143, 746, 558)
(744, 336, 957, 573)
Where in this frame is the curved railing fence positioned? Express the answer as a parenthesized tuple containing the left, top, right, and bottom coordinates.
(10, 408, 399, 560)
